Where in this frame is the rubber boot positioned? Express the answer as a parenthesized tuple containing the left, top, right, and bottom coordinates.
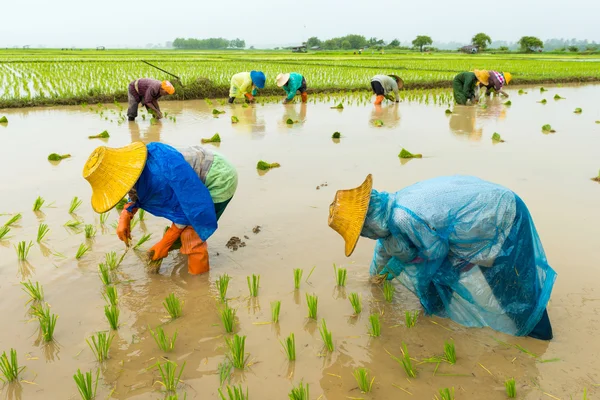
(228, 97, 235, 104)
(301, 92, 308, 103)
(148, 224, 184, 261)
(180, 227, 210, 275)
(374, 95, 385, 105)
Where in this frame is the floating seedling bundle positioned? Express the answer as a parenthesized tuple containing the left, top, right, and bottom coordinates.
(88, 130, 110, 139)
(201, 133, 221, 144)
(0, 116, 7, 123)
(398, 148, 423, 159)
(256, 161, 280, 171)
(492, 132, 505, 142)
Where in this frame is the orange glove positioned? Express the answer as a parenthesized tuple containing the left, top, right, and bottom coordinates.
(244, 93, 255, 103)
(148, 224, 185, 261)
(116, 202, 136, 245)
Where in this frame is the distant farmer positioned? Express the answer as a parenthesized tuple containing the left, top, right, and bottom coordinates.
(328, 174, 556, 340)
(452, 70, 489, 105)
(483, 71, 512, 97)
(370, 75, 404, 105)
(228, 71, 266, 104)
(83, 142, 238, 275)
(127, 79, 175, 121)
(275, 72, 308, 104)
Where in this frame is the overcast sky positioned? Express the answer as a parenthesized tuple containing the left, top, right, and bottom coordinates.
(2, 0, 599, 48)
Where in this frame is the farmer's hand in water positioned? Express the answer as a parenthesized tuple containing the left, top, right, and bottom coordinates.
(116, 204, 135, 245)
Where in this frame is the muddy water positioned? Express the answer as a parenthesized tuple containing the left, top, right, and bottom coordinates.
(0, 85, 599, 399)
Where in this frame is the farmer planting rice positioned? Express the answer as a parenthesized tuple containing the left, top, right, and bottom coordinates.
(83, 142, 238, 275)
(452, 70, 489, 105)
(328, 174, 556, 340)
(275, 72, 308, 103)
(127, 79, 175, 121)
(482, 71, 513, 97)
(228, 71, 266, 104)
(370, 74, 404, 105)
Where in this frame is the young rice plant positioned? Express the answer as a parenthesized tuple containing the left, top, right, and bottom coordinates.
(226, 334, 248, 369)
(306, 294, 318, 319)
(86, 331, 114, 362)
(293, 268, 303, 289)
(150, 326, 178, 352)
(271, 300, 281, 323)
(21, 280, 44, 303)
(73, 369, 99, 400)
(15, 241, 33, 261)
(333, 264, 347, 286)
(218, 384, 249, 400)
(37, 223, 50, 242)
(319, 319, 334, 352)
(155, 359, 186, 393)
(0, 349, 24, 383)
(104, 305, 119, 330)
(69, 196, 83, 213)
(368, 313, 381, 337)
(281, 333, 296, 361)
(505, 378, 516, 398)
(353, 368, 375, 393)
(247, 274, 260, 297)
(288, 381, 309, 400)
(216, 273, 230, 302)
(383, 281, 395, 302)
(348, 292, 362, 315)
(220, 303, 236, 333)
(163, 293, 183, 319)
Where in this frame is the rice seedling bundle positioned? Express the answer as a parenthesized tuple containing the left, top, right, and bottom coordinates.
(86, 331, 114, 362)
(281, 333, 296, 361)
(368, 313, 381, 337)
(37, 223, 50, 242)
(163, 293, 183, 319)
(306, 293, 318, 319)
(246, 274, 260, 297)
(319, 319, 334, 352)
(353, 367, 374, 393)
(293, 268, 303, 289)
(348, 292, 362, 314)
(271, 300, 281, 323)
(216, 273, 230, 302)
(150, 326, 178, 352)
(155, 359, 186, 393)
(218, 384, 248, 400)
(0, 349, 24, 383)
(220, 303, 236, 333)
(226, 334, 248, 369)
(73, 369, 99, 400)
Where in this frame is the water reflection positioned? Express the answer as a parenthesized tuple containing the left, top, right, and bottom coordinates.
(370, 103, 401, 129)
(449, 105, 482, 141)
(231, 105, 266, 136)
(281, 103, 307, 128)
(128, 119, 163, 143)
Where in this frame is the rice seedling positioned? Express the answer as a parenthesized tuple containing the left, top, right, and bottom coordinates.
(331, 131, 341, 139)
(382, 281, 395, 302)
(504, 100, 512, 106)
(32, 304, 57, 342)
(293, 268, 303, 289)
(84, 224, 96, 238)
(330, 102, 344, 109)
(102, 285, 118, 306)
(133, 233, 152, 249)
(201, 133, 221, 143)
(21, 280, 44, 302)
(319, 319, 334, 352)
(69, 196, 83, 213)
(163, 293, 183, 319)
(138, 209, 145, 221)
(368, 313, 381, 337)
(0, 349, 24, 383)
(584, 388, 588, 399)
(0, 116, 7, 123)
(15, 241, 33, 261)
(405, 310, 419, 328)
(220, 303, 236, 333)
(98, 263, 112, 285)
(33, 196, 45, 211)
(306, 293, 318, 319)
(373, 119, 384, 127)
(76, 243, 90, 259)
(538, 98, 547, 104)
(88, 130, 110, 139)
(574, 107, 583, 114)
(289, 381, 309, 400)
(212, 109, 226, 115)
(104, 305, 120, 330)
(246, 274, 260, 297)
(0, 226, 9, 240)
(115, 198, 127, 212)
(218, 384, 248, 400)
(445, 109, 452, 114)
(216, 273, 230, 302)
(280, 332, 296, 361)
(390, 343, 417, 378)
(86, 331, 114, 362)
(218, 361, 233, 385)
(518, 89, 527, 94)
(256, 161, 281, 171)
(47, 153, 71, 161)
(64, 219, 83, 228)
(505, 378, 516, 398)
(348, 292, 362, 314)
(540, 87, 548, 92)
(130, 217, 139, 230)
(37, 223, 50, 242)
(353, 367, 375, 393)
(333, 264, 347, 286)
(155, 359, 186, 393)
(553, 94, 564, 100)
(4, 213, 22, 227)
(399, 148, 423, 159)
(542, 124, 556, 133)
(73, 369, 99, 400)
(492, 132, 505, 142)
(226, 334, 248, 369)
(436, 387, 455, 400)
(150, 326, 178, 352)
(271, 300, 281, 323)
(592, 170, 600, 183)
(444, 340, 456, 364)
(231, 116, 239, 123)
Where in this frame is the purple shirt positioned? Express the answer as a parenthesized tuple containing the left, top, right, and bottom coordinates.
(128, 78, 162, 106)
(486, 71, 506, 91)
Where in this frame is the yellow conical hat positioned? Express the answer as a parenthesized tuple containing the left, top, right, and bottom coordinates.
(328, 174, 373, 257)
(83, 142, 148, 213)
(474, 69, 490, 86)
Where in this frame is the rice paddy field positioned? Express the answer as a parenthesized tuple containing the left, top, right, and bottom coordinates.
(1, 50, 600, 400)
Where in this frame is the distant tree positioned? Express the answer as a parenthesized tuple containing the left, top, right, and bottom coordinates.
(568, 45, 579, 52)
(229, 38, 246, 49)
(498, 46, 509, 51)
(345, 35, 367, 49)
(388, 39, 400, 47)
(249, 45, 255, 50)
(518, 36, 544, 52)
(472, 33, 492, 51)
(412, 35, 433, 51)
(173, 37, 232, 49)
(307, 37, 321, 48)
(322, 38, 341, 50)
(341, 40, 352, 50)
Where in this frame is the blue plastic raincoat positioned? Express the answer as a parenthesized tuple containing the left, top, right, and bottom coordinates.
(128, 143, 217, 241)
(363, 176, 556, 337)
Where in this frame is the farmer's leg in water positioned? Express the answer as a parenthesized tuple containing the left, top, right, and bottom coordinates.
(371, 81, 385, 105)
(299, 78, 308, 103)
(127, 91, 141, 121)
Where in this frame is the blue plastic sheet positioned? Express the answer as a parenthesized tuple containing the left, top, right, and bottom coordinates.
(131, 143, 217, 241)
(364, 176, 556, 337)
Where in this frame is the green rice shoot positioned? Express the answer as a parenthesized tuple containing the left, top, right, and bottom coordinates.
(405, 310, 419, 328)
(505, 378, 516, 398)
(137, 209, 146, 221)
(226, 334, 248, 369)
(99, 212, 109, 225)
(436, 387, 455, 400)
(218, 361, 233, 386)
(88, 130, 110, 139)
(220, 303, 236, 333)
(86, 331, 114, 362)
(32, 303, 57, 342)
(333, 264, 347, 286)
(37, 223, 50, 242)
(163, 293, 183, 319)
(75, 243, 89, 259)
(306, 293, 318, 319)
(48, 153, 71, 161)
(288, 381, 309, 400)
(390, 343, 417, 378)
(69, 196, 83, 213)
(293, 268, 303, 289)
(15, 241, 33, 261)
(84, 224, 96, 238)
(271, 300, 281, 323)
(218, 384, 249, 400)
(368, 313, 381, 337)
(104, 305, 120, 330)
(3, 213, 22, 227)
(0, 349, 24, 383)
(281, 333, 296, 361)
(133, 233, 152, 249)
(64, 219, 82, 228)
(216, 273, 230, 302)
(348, 292, 362, 315)
(201, 133, 221, 143)
(105, 251, 118, 270)
(331, 131, 341, 139)
(0, 226, 9, 240)
(21, 280, 44, 303)
(256, 161, 281, 171)
(102, 285, 118, 306)
(319, 319, 334, 352)
(150, 326, 178, 352)
(33, 196, 45, 211)
(98, 263, 112, 285)
(247, 274, 260, 297)
(353, 367, 375, 393)
(383, 281, 395, 302)
(155, 359, 186, 393)
(399, 148, 423, 159)
(73, 369, 99, 400)
(444, 340, 456, 364)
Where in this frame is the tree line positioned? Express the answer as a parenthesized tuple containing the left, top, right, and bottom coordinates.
(172, 38, 246, 50)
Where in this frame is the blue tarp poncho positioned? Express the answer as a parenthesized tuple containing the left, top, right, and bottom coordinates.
(130, 143, 217, 241)
(363, 176, 556, 337)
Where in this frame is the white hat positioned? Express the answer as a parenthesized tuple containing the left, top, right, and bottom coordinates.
(275, 73, 290, 87)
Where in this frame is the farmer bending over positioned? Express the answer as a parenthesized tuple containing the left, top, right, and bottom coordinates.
(328, 174, 556, 340)
(83, 142, 238, 275)
(452, 70, 489, 105)
(276, 72, 308, 104)
(127, 79, 175, 121)
(228, 71, 266, 104)
(370, 75, 404, 105)
(483, 71, 512, 97)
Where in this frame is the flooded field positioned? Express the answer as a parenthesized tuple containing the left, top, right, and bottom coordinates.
(0, 85, 599, 399)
